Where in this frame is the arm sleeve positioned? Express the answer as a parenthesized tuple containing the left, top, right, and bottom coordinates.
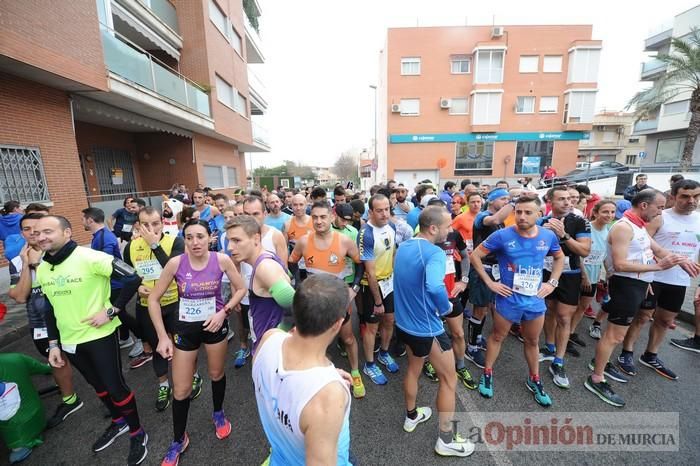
(153, 245, 172, 267)
(170, 236, 185, 257)
(269, 279, 295, 309)
(110, 259, 143, 309)
(45, 299, 59, 341)
(352, 262, 365, 287)
(425, 251, 451, 315)
(123, 242, 133, 266)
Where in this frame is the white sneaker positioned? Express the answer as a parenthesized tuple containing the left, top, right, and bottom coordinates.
(435, 434, 475, 457)
(403, 406, 432, 433)
(589, 325, 601, 340)
(128, 339, 144, 358)
(119, 336, 135, 349)
(227, 328, 235, 342)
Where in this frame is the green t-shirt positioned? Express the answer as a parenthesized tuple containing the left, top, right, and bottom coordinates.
(332, 224, 358, 284)
(36, 246, 119, 345)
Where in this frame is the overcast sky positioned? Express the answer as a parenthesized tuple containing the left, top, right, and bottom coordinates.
(252, 0, 698, 169)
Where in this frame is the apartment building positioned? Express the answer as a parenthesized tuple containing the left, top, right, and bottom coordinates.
(377, 25, 601, 187)
(579, 112, 646, 167)
(0, 0, 269, 243)
(633, 5, 700, 169)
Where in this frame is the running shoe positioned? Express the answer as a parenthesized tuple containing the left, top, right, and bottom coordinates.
(670, 336, 700, 353)
(93, 422, 129, 452)
(478, 374, 493, 398)
(565, 341, 580, 357)
(526, 378, 553, 407)
(9, 447, 32, 464)
(212, 410, 232, 439)
(377, 351, 399, 373)
(161, 433, 189, 466)
(456, 367, 477, 390)
(422, 361, 438, 382)
(363, 363, 387, 385)
(336, 339, 348, 358)
(616, 353, 637, 376)
(129, 339, 144, 358)
(435, 433, 475, 457)
(466, 348, 485, 369)
(233, 347, 250, 368)
(128, 431, 148, 465)
(351, 374, 366, 399)
(226, 327, 235, 342)
(538, 346, 556, 362)
(477, 335, 488, 350)
(639, 354, 678, 380)
(156, 386, 172, 412)
(569, 333, 587, 348)
(189, 374, 203, 400)
(509, 324, 524, 343)
(584, 376, 625, 407)
(583, 306, 597, 319)
(403, 406, 432, 433)
(589, 324, 602, 340)
(130, 352, 153, 370)
(549, 363, 570, 389)
(119, 336, 135, 349)
(46, 396, 84, 429)
(587, 359, 628, 383)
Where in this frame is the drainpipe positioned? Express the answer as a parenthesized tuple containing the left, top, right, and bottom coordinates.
(69, 97, 76, 137)
(191, 136, 196, 164)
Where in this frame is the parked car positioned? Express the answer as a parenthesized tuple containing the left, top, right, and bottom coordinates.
(541, 161, 629, 187)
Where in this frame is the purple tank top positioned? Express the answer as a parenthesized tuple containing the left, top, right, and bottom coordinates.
(249, 252, 286, 352)
(175, 252, 224, 311)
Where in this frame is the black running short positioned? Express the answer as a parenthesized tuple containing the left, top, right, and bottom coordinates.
(580, 283, 597, 298)
(173, 316, 229, 351)
(603, 275, 650, 326)
(396, 327, 452, 358)
(642, 281, 686, 313)
(445, 298, 464, 319)
(360, 284, 394, 325)
(543, 271, 581, 306)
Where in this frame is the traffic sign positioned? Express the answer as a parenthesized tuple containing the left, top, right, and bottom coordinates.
(638, 151, 646, 159)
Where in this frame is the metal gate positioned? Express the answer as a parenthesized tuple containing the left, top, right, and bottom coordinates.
(92, 147, 138, 196)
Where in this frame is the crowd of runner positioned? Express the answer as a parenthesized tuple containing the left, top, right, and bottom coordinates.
(1, 174, 699, 465)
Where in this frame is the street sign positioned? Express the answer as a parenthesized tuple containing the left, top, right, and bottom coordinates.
(638, 151, 647, 159)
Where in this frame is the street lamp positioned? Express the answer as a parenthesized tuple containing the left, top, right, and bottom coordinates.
(369, 84, 378, 184)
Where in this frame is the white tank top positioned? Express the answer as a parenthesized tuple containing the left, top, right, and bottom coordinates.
(606, 217, 655, 283)
(252, 331, 351, 465)
(240, 228, 277, 305)
(652, 209, 700, 287)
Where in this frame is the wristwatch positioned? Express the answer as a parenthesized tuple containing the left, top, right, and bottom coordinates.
(461, 275, 469, 284)
(547, 279, 559, 288)
(352, 284, 361, 293)
(150, 242, 160, 250)
(105, 307, 119, 320)
(560, 233, 571, 242)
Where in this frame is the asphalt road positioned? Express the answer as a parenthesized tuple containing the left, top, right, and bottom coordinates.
(2, 315, 700, 466)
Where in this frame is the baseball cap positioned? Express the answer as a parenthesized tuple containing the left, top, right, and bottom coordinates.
(335, 203, 354, 220)
(421, 194, 438, 208)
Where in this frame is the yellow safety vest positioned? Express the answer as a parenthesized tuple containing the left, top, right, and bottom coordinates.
(129, 235, 179, 306)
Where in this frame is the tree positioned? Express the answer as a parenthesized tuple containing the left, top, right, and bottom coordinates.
(334, 152, 358, 183)
(628, 28, 700, 171)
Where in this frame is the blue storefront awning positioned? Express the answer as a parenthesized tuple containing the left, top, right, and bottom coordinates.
(389, 131, 590, 144)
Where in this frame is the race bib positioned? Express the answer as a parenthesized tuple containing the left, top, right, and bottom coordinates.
(466, 240, 474, 253)
(122, 224, 133, 233)
(491, 264, 501, 281)
(61, 344, 77, 354)
(445, 256, 456, 275)
(135, 259, 163, 281)
(379, 276, 394, 298)
(583, 251, 605, 266)
(33, 327, 48, 340)
(179, 296, 217, 322)
(544, 255, 571, 271)
(513, 272, 541, 296)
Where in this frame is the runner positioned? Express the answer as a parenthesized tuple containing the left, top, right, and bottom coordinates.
(584, 189, 694, 407)
(243, 196, 288, 263)
(282, 189, 295, 215)
(192, 189, 220, 222)
(394, 206, 476, 457)
(8, 213, 83, 429)
(148, 219, 246, 465)
(252, 274, 354, 465)
(615, 179, 700, 379)
(538, 186, 591, 389)
(284, 194, 313, 283)
(110, 197, 138, 244)
(123, 207, 186, 411)
(452, 192, 482, 251)
(392, 184, 414, 223)
(264, 193, 291, 233)
(36, 215, 148, 465)
(226, 215, 296, 350)
(289, 201, 366, 398)
(467, 188, 515, 368)
(470, 195, 564, 407)
(358, 194, 399, 385)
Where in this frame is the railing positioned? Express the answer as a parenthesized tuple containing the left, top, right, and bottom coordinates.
(641, 58, 667, 76)
(633, 119, 658, 133)
(247, 65, 266, 94)
(252, 121, 270, 147)
(645, 26, 673, 49)
(244, 13, 262, 43)
(139, 0, 179, 33)
(100, 24, 211, 117)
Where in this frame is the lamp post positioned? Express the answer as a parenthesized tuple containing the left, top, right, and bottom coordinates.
(369, 84, 378, 184)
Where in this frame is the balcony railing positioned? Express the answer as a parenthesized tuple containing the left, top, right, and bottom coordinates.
(100, 24, 210, 116)
(641, 58, 667, 78)
(634, 119, 658, 133)
(139, 0, 179, 33)
(247, 66, 266, 94)
(252, 121, 270, 147)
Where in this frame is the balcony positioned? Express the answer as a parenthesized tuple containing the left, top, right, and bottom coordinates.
(244, 14, 265, 64)
(247, 65, 267, 115)
(644, 27, 673, 51)
(641, 58, 668, 80)
(633, 119, 658, 134)
(252, 120, 270, 149)
(112, 0, 182, 59)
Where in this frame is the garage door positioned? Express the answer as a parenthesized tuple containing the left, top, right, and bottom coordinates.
(393, 170, 439, 190)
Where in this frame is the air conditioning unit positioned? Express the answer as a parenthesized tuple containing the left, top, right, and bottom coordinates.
(440, 98, 451, 109)
(491, 26, 504, 38)
(391, 103, 401, 113)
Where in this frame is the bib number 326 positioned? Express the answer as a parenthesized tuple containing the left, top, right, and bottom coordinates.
(179, 297, 216, 322)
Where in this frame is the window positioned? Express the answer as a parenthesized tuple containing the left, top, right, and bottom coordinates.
(564, 91, 596, 123)
(539, 96, 558, 113)
(628, 137, 640, 143)
(205, 165, 238, 188)
(663, 100, 689, 116)
(516, 96, 535, 113)
(602, 131, 617, 143)
(519, 55, 539, 73)
(543, 55, 562, 73)
(626, 154, 638, 165)
(449, 97, 468, 115)
(226, 167, 238, 187)
(234, 91, 247, 115)
(401, 57, 421, 75)
(0, 146, 50, 203)
(656, 138, 685, 163)
(472, 92, 502, 124)
(515, 141, 554, 175)
(455, 142, 494, 175)
(209, 0, 228, 39)
(231, 27, 242, 55)
(567, 48, 601, 83)
(400, 99, 420, 116)
(216, 75, 233, 108)
(475, 50, 504, 83)
(450, 55, 471, 74)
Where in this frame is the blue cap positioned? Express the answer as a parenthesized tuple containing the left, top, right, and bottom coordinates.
(487, 188, 509, 202)
(615, 200, 631, 220)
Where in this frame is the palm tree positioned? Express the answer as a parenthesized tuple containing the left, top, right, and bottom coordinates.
(628, 27, 700, 171)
